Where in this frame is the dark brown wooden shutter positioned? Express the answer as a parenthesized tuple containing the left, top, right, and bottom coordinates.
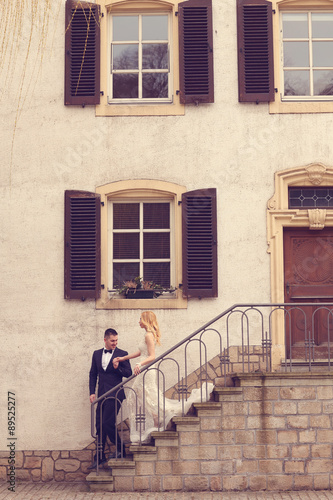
(182, 188, 217, 298)
(64, 190, 101, 299)
(237, 0, 274, 102)
(65, 0, 101, 106)
(178, 0, 214, 104)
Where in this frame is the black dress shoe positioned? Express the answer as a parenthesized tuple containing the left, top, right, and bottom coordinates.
(87, 458, 107, 469)
(108, 451, 124, 459)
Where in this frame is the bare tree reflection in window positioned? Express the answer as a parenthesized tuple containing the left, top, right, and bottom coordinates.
(112, 43, 168, 98)
(315, 71, 333, 95)
(113, 45, 138, 70)
(113, 74, 138, 98)
(284, 71, 309, 96)
(143, 74, 168, 98)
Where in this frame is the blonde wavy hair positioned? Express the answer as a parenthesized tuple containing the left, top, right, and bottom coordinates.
(141, 311, 161, 346)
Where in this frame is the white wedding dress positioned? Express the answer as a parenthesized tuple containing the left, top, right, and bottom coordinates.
(119, 336, 214, 444)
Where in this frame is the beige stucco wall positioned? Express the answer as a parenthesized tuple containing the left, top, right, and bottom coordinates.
(1, 0, 333, 451)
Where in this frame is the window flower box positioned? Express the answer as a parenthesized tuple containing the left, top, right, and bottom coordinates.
(125, 289, 156, 299)
(116, 277, 175, 299)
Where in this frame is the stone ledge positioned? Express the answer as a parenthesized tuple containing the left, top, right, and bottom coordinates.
(234, 371, 333, 387)
(86, 470, 113, 483)
(86, 469, 114, 491)
(171, 417, 200, 432)
(172, 417, 200, 425)
(151, 431, 179, 446)
(193, 402, 222, 415)
(87, 471, 114, 493)
(214, 387, 243, 402)
(214, 387, 243, 394)
(110, 463, 136, 477)
(107, 460, 135, 470)
(129, 446, 157, 461)
(151, 431, 179, 440)
(129, 445, 157, 454)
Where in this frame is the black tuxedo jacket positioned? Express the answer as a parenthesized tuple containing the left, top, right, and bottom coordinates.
(89, 347, 132, 403)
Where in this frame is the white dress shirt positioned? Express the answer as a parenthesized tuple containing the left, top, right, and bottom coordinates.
(102, 349, 114, 371)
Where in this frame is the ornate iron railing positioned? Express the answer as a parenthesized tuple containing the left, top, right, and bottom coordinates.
(91, 302, 333, 469)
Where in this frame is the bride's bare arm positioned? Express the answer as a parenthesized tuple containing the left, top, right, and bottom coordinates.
(115, 333, 156, 375)
(134, 333, 155, 374)
(113, 350, 141, 368)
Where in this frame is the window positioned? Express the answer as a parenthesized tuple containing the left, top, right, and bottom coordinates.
(237, 0, 333, 113)
(65, 0, 214, 116)
(109, 13, 171, 103)
(110, 200, 173, 289)
(282, 12, 333, 99)
(64, 181, 218, 308)
(289, 186, 333, 208)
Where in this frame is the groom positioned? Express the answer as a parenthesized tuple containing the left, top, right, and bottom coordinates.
(89, 328, 132, 467)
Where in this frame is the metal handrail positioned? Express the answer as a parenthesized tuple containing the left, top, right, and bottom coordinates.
(90, 301, 238, 438)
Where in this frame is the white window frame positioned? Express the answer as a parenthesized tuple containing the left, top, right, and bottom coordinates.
(281, 10, 333, 101)
(270, 0, 333, 113)
(96, 0, 184, 117)
(96, 179, 187, 310)
(107, 198, 175, 291)
(108, 12, 173, 104)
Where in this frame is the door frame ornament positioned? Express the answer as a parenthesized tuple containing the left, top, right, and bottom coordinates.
(267, 163, 333, 359)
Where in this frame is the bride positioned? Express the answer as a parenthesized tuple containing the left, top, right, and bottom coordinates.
(113, 311, 213, 444)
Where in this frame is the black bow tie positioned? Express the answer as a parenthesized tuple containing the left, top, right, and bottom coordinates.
(104, 349, 113, 354)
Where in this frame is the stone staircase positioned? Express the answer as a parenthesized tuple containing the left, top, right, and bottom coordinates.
(87, 370, 333, 493)
(86, 383, 241, 492)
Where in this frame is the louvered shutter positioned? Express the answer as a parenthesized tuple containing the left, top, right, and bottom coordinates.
(64, 190, 101, 299)
(237, 0, 274, 102)
(178, 0, 214, 104)
(182, 188, 217, 298)
(65, 0, 101, 106)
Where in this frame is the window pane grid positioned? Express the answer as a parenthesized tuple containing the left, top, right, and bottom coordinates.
(113, 202, 139, 229)
(113, 263, 140, 288)
(110, 13, 170, 102)
(289, 187, 333, 208)
(113, 233, 139, 259)
(282, 11, 333, 98)
(111, 201, 171, 289)
(144, 262, 170, 288)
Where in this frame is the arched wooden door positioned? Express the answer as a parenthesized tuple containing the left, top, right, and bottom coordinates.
(283, 228, 333, 358)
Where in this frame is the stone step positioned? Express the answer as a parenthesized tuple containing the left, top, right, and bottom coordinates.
(151, 430, 179, 446)
(193, 401, 222, 416)
(213, 386, 243, 402)
(214, 375, 235, 388)
(129, 445, 157, 461)
(172, 416, 200, 431)
(108, 459, 136, 476)
(88, 387, 225, 492)
(86, 469, 113, 492)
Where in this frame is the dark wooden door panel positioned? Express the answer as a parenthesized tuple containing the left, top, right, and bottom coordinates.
(284, 228, 333, 357)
